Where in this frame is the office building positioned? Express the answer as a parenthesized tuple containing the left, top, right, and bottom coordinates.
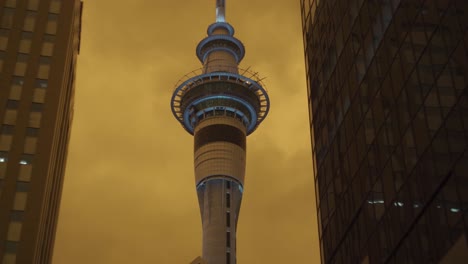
(0, 0, 82, 263)
(302, 0, 468, 263)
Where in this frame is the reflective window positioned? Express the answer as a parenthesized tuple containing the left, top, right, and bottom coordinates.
(0, 125, 14, 151)
(26, 0, 39, 11)
(0, 152, 7, 179)
(2, 254, 16, 264)
(14, 53, 28, 76)
(1, 8, 14, 29)
(23, 11, 36, 32)
(45, 13, 58, 35)
(4, 0, 16, 8)
(28, 112, 41, 128)
(12, 192, 27, 210)
(3, 110, 17, 125)
(0, 29, 9, 50)
(0, 50, 4, 72)
(41, 34, 55, 56)
(23, 137, 37, 154)
(19, 31, 33, 53)
(49, 0, 61, 14)
(37, 56, 50, 79)
(9, 76, 23, 100)
(33, 79, 47, 103)
(6, 222, 22, 241)
(18, 163, 32, 182)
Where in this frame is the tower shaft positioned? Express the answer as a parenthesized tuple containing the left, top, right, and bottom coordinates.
(170, 1, 270, 263)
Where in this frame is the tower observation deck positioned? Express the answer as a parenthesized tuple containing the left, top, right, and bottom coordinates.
(170, 1, 270, 263)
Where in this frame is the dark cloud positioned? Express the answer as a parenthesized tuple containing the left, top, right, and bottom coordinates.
(53, 0, 319, 263)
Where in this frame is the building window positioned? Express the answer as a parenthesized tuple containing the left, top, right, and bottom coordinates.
(41, 34, 55, 56)
(19, 31, 33, 53)
(14, 53, 28, 76)
(2, 254, 16, 264)
(0, 152, 7, 179)
(49, 0, 61, 14)
(4, 100, 19, 125)
(1, 8, 15, 29)
(23, 137, 37, 154)
(19, 154, 33, 165)
(0, 50, 4, 72)
(28, 112, 41, 128)
(9, 76, 23, 100)
(6, 222, 22, 242)
(46, 13, 58, 35)
(26, 0, 39, 11)
(18, 163, 32, 182)
(226, 252, 230, 264)
(33, 79, 47, 103)
(0, 29, 9, 50)
(4, 0, 17, 8)
(226, 232, 230, 247)
(3, 110, 17, 125)
(12, 192, 27, 210)
(37, 56, 50, 79)
(0, 125, 14, 151)
(23, 11, 36, 32)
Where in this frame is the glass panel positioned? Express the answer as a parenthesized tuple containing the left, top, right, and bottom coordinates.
(0, 29, 9, 50)
(0, 153, 6, 179)
(0, 50, 4, 72)
(49, 0, 62, 14)
(2, 254, 16, 264)
(18, 164, 32, 182)
(45, 14, 58, 34)
(28, 112, 41, 128)
(33, 87, 46, 103)
(4, 0, 17, 8)
(6, 222, 22, 241)
(9, 76, 23, 100)
(19, 31, 33, 53)
(40, 35, 55, 56)
(23, 137, 37, 154)
(37, 57, 50, 79)
(23, 11, 36, 32)
(14, 54, 28, 76)
(4, 110, 17, 125)
(0, 135, 12, 151)
(12, 192, 27, 210)
(1, 8, 15, 29)
(26, 0, 39, 11)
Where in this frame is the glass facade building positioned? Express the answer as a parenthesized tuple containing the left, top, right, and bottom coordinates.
(0, 0, 82, 263)
(302, 0, 468, 263)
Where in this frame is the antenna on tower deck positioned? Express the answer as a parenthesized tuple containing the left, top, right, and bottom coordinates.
(216, 0, 226, 22)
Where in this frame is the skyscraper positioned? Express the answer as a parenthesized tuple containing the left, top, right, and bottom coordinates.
(302, 0, 468, 263)
(170, 1, 269, 263)
(0, 0, 82, 263)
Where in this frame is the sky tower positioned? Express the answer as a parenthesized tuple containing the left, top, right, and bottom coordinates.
(170, 1, 270, 263)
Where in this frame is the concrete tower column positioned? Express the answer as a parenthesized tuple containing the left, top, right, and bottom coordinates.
(170, 1, 270, 263)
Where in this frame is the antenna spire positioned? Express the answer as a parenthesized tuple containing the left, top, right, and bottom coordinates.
(216, 0, 225, 22)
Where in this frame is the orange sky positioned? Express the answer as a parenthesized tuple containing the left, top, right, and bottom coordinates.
(52, 0, 320, 263)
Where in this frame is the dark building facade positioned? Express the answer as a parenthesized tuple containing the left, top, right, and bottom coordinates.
(0, 0, 81, 263)
(302, 0, 468, 263)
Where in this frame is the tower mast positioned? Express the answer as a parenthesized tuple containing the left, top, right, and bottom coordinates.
(171, 1, 270, 263)
(216, 0, 225, 22)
